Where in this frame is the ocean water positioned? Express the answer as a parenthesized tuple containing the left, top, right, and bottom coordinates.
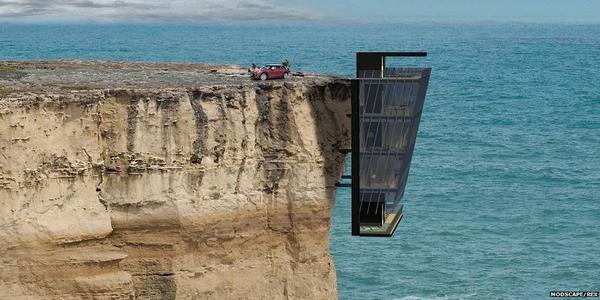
(2, 22, 599, 299)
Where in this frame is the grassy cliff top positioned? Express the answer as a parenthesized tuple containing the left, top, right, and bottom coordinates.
(0, 60, 339, 97)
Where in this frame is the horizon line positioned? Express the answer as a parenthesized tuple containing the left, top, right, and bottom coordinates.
(2, 18, 600, 26)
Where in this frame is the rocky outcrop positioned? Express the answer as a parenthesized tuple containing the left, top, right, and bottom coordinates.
(0, 62, 351, 299)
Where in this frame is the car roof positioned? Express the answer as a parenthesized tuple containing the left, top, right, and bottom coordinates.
(265, 64, 284, 67)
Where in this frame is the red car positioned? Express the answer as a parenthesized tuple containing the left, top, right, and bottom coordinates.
(251, 64, 290, 80)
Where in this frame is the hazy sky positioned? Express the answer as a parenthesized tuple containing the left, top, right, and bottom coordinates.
(1, 0, 599, 23)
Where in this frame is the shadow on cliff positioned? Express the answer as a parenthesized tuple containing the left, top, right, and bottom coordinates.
(306, 79, 352, 194)
(253, 79, 351, 214)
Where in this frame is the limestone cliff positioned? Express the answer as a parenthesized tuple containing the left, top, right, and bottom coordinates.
(0, 61, 351, 299)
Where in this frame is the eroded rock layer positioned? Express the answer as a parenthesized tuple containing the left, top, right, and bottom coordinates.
(0, 62, 351, 299)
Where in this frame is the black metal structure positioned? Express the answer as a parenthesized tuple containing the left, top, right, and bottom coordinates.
(352, 52, 431, 237)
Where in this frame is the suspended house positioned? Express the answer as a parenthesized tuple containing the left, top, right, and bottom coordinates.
(351, 52, 431, 237)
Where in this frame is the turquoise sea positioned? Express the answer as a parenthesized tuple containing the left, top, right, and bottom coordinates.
(1, 23, 599, 299)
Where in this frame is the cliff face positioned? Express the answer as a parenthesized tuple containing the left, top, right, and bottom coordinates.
(0, 62, 351, 299)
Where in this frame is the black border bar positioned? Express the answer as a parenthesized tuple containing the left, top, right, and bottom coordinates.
(356, 52, 427, 57)
(351, 79, 360, 236)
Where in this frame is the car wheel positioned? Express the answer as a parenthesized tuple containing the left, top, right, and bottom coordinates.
(260, 73, 268, 81)
(283, 72, 289, 79)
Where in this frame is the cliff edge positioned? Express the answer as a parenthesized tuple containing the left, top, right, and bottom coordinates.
(0, 61, 351, 299)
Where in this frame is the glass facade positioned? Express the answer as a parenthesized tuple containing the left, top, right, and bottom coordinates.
(352, 53, 431, 236)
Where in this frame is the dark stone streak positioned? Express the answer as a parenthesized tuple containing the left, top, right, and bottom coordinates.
(187, 90, 209, 165)
(235, 92, 250, 194)
(212, 93, 228, 163)
(157, 96, 181, 160)
(126, 100, 139, 153)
